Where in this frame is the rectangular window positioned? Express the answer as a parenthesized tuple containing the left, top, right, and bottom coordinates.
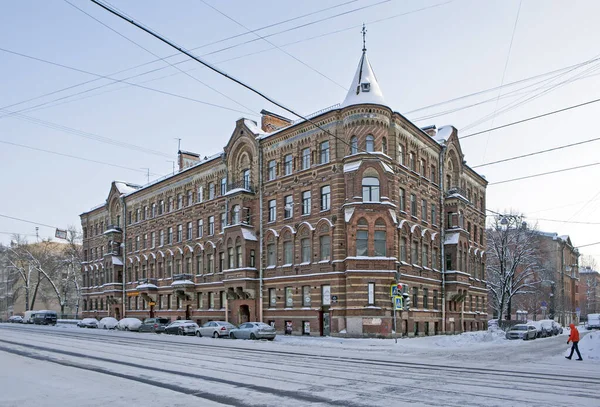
(302, 148, 311, 170)
(142, 234, 147, 250)
(268, 199, 276, 222)
(219, 252, 224, 271)
(221, 177, 227, 195)
(356, 230, 368, 256)
(400, 237, 407, 262)
(250, 250, 255, 267)
(267, 244, 276, 266)
(187, 222, 193, 240)
(209, 292, 215, 309)
(320, 141, 330, 164)
(178, 194, 183, 209)
(410, 194, 417, 217)
(167, 260, 172, 277)
(320, 185, 331, 211)
(431, 204, 436, 224)
(151, 232, 155, 248)
(135, 236, 140, 251)
(446, 253, 452, 270)
(177, 224, 182, 242)
(433, 290, 438, 310)
(207, 254, 214, 272)
(430, 165, 436, 183)
(301, 238, 311, 263)
(320, 235, 331, 261)
(196, 255, 202, 275)
(322, 285, 331, 306)
(412, 287, 418, 308)
(236, 246, 242, 268)
(268, 160, 276, 180)
(208, 216, 214, 235)
(187, 190, 193, 206)
(422, 244, 429, 267)
(284, 241, 293, 264)
(285, 287, 293, 308)
(409, 152, 415, 171)
(269, 288, 277, 308)
(228, 247, 234, 269)
(411, 241, 418, 264)
(158, 200, 164, 215)
(159, 230, 164, 246)
(374, 231, 386, 256)
(197, 186, 204, 202)
(284, 154, 293, 175)
(423, 288, 429, 309)
(420, 159, 426, 176)
(368, 282, 375, 305)
(220, 212, 226, 232)
(399, 188, 406, 211)
(302, 285, 311, 307)
(284, 195, 293, 218)
(197, 219, 203, 238)
(398, 144, 405, 165)
(422, 199, 427, 221)
(209, 183, 215, 200)
(243, 169, 251, 189)
(302, 191, 311, 215)
(196, 293, 201, 309)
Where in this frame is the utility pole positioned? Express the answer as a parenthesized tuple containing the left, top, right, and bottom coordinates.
(175, 138, 182, 152)
(141, 168, 150, 184)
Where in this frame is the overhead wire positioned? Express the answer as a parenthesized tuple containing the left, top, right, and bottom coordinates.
(0, 214, 61, 230)
(487, 162, 600, 186)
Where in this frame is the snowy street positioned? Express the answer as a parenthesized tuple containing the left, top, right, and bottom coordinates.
(1, 324, 599, 406)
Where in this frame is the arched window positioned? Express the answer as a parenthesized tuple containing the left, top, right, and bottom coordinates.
(232, 205, 241, 224)
(374, 219, 386, 256)
(356, 218, 368, 256)
(350, 136, 358, 154)
(362, 177, 380, 202)
(382, 137, 388, 155)
(242, 169, 251, 189)
(366, 135, 374, 152)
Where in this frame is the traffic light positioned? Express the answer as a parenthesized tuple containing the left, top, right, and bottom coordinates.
(402, 290, 411, 311)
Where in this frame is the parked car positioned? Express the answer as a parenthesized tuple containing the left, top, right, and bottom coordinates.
(505, 324, 537, 340)
(229, 322, 276, 340)
(8, 316, 23, 323)
(539, 319, 562, 336)
(529, 321, 548, 338)
(77, 318, 98, 328)
(586, 313, 600, 330)
(98, 317, 119, 330)
(116, 318, 142, 331)
(33, 310, 57, 326)
(196, 321, 237, 338)
(139, 317, 171, 333)
(22, 310, 36, 324)
(164, 320, 199, 336)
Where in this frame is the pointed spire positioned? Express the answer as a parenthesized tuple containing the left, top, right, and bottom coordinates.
(340, 25, 385, 108)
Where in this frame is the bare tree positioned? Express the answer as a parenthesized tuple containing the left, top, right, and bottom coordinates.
(486, 214, 542, 321)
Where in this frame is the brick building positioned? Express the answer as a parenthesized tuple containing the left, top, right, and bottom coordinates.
(579, 266, 600, 318)
(80, 49, 488, 337)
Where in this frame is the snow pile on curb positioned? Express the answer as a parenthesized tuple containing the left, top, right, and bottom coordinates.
(431, 329, 506, 347)
(566, 331, 600, 361)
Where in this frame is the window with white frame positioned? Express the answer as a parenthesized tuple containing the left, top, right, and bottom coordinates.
(410, 194, 417, 217)
(220, 212, 226, 232)
(187, 190, 193, 206)
(151, 232, 155, 248)
(399, 188, 406, 211)
(221, 177, 227, 195)
(267, 244, 276, 266)
(302, 285, 311, 306)
(422, 244, 429, 267)
(356, 230, 368, 256)
(269, 288, 276, 308)
(151, 203, 156, 218)
(168, 227, 173, 244)
(197, 185, 204, 202)
(284, 154, 292, 175)
(236, 246, 242, 268)
(400, 237, 407, 262)
(399, 144, 405, 165)
(283, 240, 293, 264)
(350, 136, 358, 154)
(409, 152, 415, 171)
(208, 183, 215, 200)
(301, 238, 311, 263)
(374, 230, 386, 256)
(431, 204, 436, 224)
(232, 205, 240, 224)
(268, 199, 276, 222)
(366, 135, 374, 152)
(187, 222, 193, 240)
(268, 160, 276, 180)
(411, 241, 419, 264)
(228, 247, 234, 269)
(207, 253, 214, 272)
(159, 230, 164, 246)
(243, 169, 251, 189)
(208, 216, 214, 235)
(368, 282, 375, 305)
(284, 195, 293, 218)
(321, 185, 330, 211)
(320, 140, 330, 164)
(420, 159, 426, 177)
(302, 148, 311, 169)
(320, 235, 331, 261)
(362, 177, 380, 202)
(285, 287, 293, 308)
(177, 224, 183, 242)
(197, 219, 203, 238)
(302, 191, 311, 215)
(422, 199, 427, 221)
(178, 194, 183, 209)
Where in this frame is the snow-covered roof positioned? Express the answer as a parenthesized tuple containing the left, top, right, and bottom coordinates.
(171, 279, 195, 287)
(243, 119, 267, 136)
(112, 256, 123, 266)
(136, 283, 158, 290)
(433, 126, 453, 144)
(241, 228, 258, 241)
(445, 232, 460, 245)
(114, 181, 141, 195)
(340, 51, 385, 108)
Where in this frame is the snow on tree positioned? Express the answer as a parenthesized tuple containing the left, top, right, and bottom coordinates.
(485, 214, 542, 322)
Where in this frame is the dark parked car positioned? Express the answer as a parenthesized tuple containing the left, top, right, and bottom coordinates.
(8, 316, 23, 323)
(139, 317, 171, 333)
(33, 310, 57, 326)
(164, 320, 199, 336)
(77, 318, 98, 328)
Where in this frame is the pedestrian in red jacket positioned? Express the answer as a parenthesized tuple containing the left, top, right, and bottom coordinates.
(566, 323, 583, 361)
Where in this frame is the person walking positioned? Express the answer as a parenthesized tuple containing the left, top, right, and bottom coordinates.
(566, 323, 583, 361)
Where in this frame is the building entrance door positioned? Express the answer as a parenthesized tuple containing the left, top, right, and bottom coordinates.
(114, 307, 120, 320)
(150, 305, 155, 318)
(321, 311, 330, 336)
(239, 305, 250, 324)
(185, 305, 191, 320)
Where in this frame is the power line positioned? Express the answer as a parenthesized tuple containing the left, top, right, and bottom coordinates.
(0, 140, 161, 175)
(0, 231, 39, 238)
(459, 96, 600, 140)
(528, 218, 600, 225)
(471, 137, 600, 168)
(63, 0, 258, 116)
(488, 162, 600, 186)
(0, 214, 60, 230)
(200, 0, 347, 90)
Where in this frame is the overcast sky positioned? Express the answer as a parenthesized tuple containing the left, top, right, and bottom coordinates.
(1, 0, 599, 267)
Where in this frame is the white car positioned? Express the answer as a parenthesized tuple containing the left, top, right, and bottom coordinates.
(117, 318, 142, 331)
(77, 318, 98, 328)
(98, 317, 119, 330)
(196, 321, 237, 338)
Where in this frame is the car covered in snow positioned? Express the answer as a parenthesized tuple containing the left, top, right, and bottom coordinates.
(8, 315, 23, 323)
(528, 321, 549, 338)
(229, 322, 276, 340)
(164, 320, 199, 336)
(139, 317, 171, 333)
(539, 319, 562, 336)
(586, 313, 600, 330)
(116, 318, 142, 331)
(505, 324, 537, 340)
(98, 317, 119, 330)
(77, 318, 98, 328)
(196, 321, 237, 338)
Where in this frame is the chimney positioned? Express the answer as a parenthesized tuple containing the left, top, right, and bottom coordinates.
(260, 109, 292, 133)
(178, 150, 200, 172)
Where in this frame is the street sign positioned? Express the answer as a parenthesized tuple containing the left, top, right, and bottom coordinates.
(541, 301, 548, 307)
(540, 306, 547, 311)
(576, 307, 581, 312)
(394, 296, 403, 310)
(390, 284, 398, 297)
(331, 295, 338, 303)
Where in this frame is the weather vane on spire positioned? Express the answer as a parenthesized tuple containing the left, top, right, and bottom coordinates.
(362, 23, 367, 52)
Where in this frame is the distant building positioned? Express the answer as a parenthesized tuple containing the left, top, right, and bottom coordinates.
(80, 46, 487, 337)
(579, 266, 600, 318)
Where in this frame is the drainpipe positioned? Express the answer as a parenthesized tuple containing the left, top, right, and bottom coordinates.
(439, 144, 447, 334)
(258, 144, 264, 323)
(121, 196, 127, 318)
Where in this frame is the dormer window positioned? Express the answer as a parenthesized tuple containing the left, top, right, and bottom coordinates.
(361, 82, 371, 92)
